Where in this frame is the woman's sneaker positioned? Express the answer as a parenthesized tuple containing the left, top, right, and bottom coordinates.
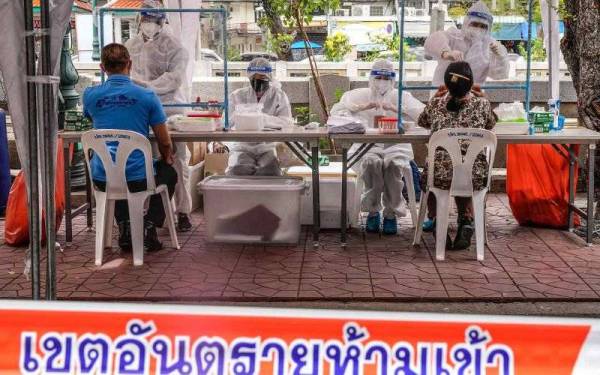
(366, 212, 381, 233)
(383, 217, 398, 235)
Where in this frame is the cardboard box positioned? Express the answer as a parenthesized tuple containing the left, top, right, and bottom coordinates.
(203, 152, 229, 178)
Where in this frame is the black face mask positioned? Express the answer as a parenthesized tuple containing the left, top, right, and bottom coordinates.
(251, 79, 269, 93)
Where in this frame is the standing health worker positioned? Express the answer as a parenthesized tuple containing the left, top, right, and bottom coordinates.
(125, 0, 193, 232)
(425, 0, 509, 87)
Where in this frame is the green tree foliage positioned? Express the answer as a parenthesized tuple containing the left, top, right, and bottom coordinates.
(324, 32, 352, 62)
(260, 0, 342, 117)
(363, 35, 415, 62)
(226, 46, 241, 62)
(518, 38, 547, 61)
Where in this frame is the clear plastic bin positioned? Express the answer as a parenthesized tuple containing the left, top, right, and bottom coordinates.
(198, 176, 308, 244)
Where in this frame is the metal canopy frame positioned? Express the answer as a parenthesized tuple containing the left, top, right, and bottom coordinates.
(396, 0, 535, 132)
(98, 6, 230, 129)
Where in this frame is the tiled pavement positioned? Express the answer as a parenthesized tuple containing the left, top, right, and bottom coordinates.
(2, 194, 600, 301)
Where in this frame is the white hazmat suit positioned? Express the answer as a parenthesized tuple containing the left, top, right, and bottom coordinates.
(226, 58, 293, 176)
(125, 7, 193, 219)
(425, 1, 509, 86)
(331, 60, 425, 219)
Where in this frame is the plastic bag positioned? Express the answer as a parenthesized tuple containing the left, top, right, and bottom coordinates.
(4, 139, 66, 246)
(494, 102, 527, 122)
(507, 144, 580, 229)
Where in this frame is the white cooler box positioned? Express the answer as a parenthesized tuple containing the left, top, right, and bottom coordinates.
(198, 176, 307, 244)
(287, 163, 360, 229)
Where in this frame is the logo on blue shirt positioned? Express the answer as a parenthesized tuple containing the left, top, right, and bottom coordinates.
(96, 94, 138, 109)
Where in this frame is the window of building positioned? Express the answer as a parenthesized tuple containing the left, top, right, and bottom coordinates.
(370, 6, 384, 17)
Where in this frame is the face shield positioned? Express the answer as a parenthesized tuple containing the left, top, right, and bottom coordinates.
(463, 1, 493, 41)
(139, 9, 166, 39)
(247, 59, 273, 94)
(369, 69, 395, 97)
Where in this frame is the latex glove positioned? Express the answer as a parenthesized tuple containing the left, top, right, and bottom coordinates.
(442, 50, 464, 62)
(382, 103, 398, 113)
(490, 41, 504, 57)
(132, 78, 148, 87)
(350, 102, 377, 112)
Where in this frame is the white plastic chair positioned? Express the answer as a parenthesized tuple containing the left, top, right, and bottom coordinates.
(413, 128, 497, 261)
(82, 130, 180, 266)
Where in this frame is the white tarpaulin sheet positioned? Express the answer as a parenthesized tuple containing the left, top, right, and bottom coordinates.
(165, 0, 201, 102)
(0, 0, 74, 182)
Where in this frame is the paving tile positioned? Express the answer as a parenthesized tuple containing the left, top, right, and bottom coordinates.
(299, 278, 373, 298)
(4, 194, 600, 302)
(372, 278, 447, 298)
(224, 278, 299, 298)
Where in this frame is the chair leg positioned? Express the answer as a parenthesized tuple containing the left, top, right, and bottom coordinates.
(127, 193, 148, 266)
(403, 165, 419, 228)
(413, 191, 429, 246)
(103, 200, 115, 249)
(435, 191, 451, 261)
(160, 189, 180, 250)
(473, 192, 487, 261)
(94, 193, 107, 266)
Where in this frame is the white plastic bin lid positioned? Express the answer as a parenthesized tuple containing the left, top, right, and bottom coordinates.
(199, 176, 306, 192)
(287, 162, 357, 178)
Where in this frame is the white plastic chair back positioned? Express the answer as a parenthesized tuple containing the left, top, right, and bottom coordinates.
(82, 130, 156, 195)
(426, 128, 497, 196)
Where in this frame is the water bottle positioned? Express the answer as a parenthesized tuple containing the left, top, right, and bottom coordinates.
(548, 99, 561, 131)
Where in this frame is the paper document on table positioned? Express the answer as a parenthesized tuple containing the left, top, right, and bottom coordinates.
(327, 115, 365, 134)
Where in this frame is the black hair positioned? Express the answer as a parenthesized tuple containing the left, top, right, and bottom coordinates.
(101, 43, 130, 74)
(444, 61, 474, 112)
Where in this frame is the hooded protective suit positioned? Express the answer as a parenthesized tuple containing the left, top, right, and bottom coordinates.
(125, 4, 193, 216)
(331, 60, 425, 219)
(226, 58, 293, 176)
(425, 1, 509, 86)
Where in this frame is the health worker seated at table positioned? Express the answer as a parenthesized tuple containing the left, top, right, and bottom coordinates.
(425, 0, 509, 87)
(331, 59, 425, 235)
(418, 61, 496, 250)
(83, 43, 178, 253)
(224, 57, 293, 176)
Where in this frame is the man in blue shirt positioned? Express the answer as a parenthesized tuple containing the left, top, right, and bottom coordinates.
(83, 43, 177, 252)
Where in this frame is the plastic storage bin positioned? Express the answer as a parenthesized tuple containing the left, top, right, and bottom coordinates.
(198, 176, 307, 244)
(287, 163, 360, 229)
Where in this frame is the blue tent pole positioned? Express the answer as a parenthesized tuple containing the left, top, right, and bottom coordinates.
(525, 0, 533, 112)
(397, 0, 406, 134)
(222, 7, 229, 130)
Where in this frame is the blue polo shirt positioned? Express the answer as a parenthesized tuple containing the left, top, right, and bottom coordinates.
(83, 75, 167, 182)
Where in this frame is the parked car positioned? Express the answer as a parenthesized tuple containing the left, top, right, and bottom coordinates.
(200, 48, 223, 63)
(239, 52, 278, 62)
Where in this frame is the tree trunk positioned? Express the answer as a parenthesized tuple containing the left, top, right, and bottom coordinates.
(293, 5, 330, 119)
(561, 0, 600, 203)
(261, 0, 292, 61)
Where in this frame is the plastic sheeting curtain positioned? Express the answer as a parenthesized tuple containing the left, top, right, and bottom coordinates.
(165, 0, 201, 103)
(0, 0, 73, 299)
